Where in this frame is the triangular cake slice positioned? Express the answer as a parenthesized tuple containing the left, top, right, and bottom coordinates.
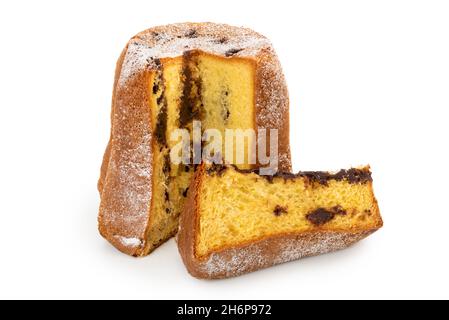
(178, 164, 383, 279)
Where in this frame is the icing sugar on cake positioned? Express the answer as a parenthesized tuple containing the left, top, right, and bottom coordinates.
(119, 23, 273, 86)
(114, 235, 143, 248)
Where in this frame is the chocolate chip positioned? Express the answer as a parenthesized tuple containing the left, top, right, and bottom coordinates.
(164, 191, 170, 202)
(282, 168, 373, 186)
(155, 100, 168, 146)
(163, 154, 171, 175)
(273, 205, 288, 217)
(154, 58, 162, 69)
(225, 48, 243, 57)
(182, 188, 189, 198)
(333, 168, 373, 184)
(306, 206, 347, 226)
(156, 94, 165, 106)
(306, 209, 335, 226)
(152, 82, 159, 94)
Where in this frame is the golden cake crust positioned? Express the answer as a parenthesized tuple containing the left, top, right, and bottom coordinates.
(177, 165, 383, 279)
(98, 23, 291, 256)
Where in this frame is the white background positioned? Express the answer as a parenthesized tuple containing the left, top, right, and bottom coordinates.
(0, 0, 448, 300)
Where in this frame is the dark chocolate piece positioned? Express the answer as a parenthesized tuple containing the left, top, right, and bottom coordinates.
(179, 51, 203, 128)
(306, 206, 347, 226)
(333, 168, 373, 184)
(154, 68, 168, 146)
(306, 209, 334, 226)
(231, 166, 372, 185)
(152, 82, 159, 95)
(163, 154, 171, 175)
(300, 171, 335, 186)
(155, 99, 168, 146)
(154, 58, 162, 69)
(273, 205, 288, 217)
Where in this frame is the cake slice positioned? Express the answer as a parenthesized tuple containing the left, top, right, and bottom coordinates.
(178, 164, 383, 279)
(98, 23, 291, 256)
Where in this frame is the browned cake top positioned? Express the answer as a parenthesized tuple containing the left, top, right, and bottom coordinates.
(119, 22, 274, 86)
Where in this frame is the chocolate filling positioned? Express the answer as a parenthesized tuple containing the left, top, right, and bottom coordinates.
(162, 154, 172, 213)
(306, 206, 347, 226)
(228, 166, 372, 185)
(152, 82, 159, 95)
(163, 154, 171, 175)
(332, 168, 373, 184)
(154, 58, 162, 69)
(273, 205, 288, 217)
(261, 170, 371, 185)
(154, 70, 168, 147)
(179, 51, 203, 128)
(205, 164, 372, 185)
(155, 100, 168, 146)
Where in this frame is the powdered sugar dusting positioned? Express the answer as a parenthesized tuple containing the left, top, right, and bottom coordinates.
(255, 48, 291, 171)
(203, 246, 267, 278)
(114, 235, 143, 248)
(118, 23, 272, 86)
(199, 232, 371, 278)
(119, 44, 155, 87)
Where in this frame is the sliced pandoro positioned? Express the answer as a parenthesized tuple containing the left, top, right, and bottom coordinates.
(178, 164, 383, 279)
(98, 23, 291, 256)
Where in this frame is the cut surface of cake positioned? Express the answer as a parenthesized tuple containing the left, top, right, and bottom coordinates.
(178, 164, 383, 279)
(98, 23, 291, 256)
